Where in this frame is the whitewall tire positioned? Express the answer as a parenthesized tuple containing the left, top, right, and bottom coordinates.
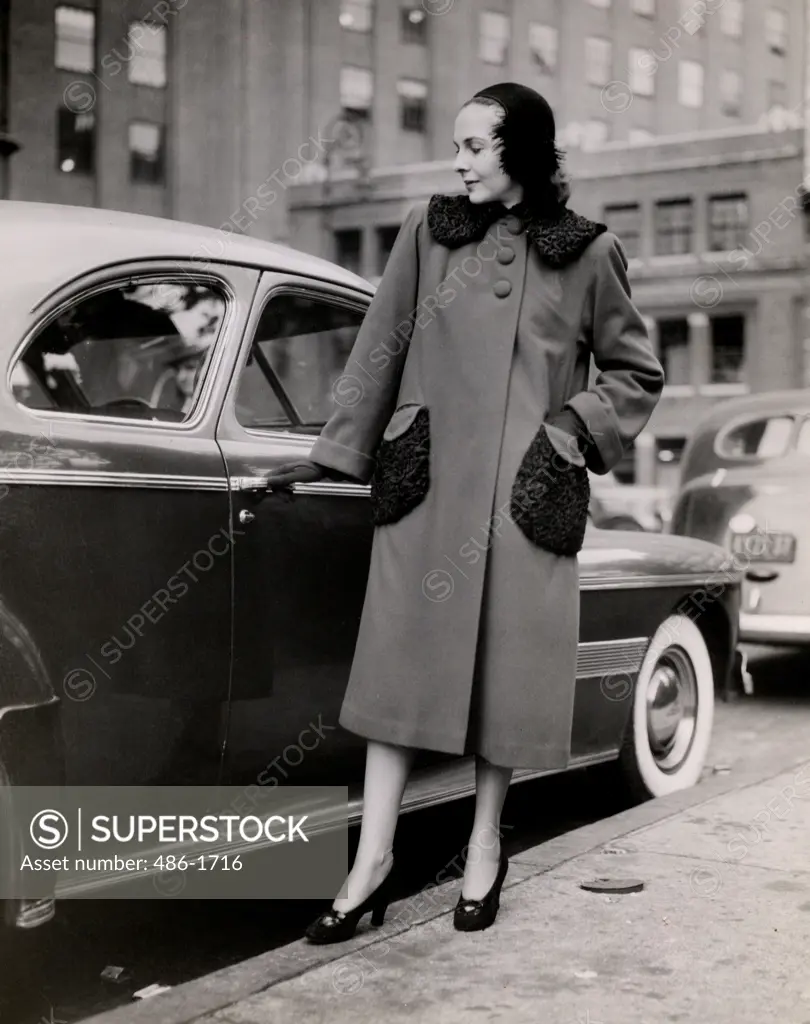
(619, 613, 715, 801)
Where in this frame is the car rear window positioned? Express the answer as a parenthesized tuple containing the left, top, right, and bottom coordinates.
(716, 416, 794, 460)
(12, 278, 226, 423)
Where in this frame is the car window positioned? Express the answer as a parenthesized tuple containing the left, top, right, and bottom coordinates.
(235, 292, 364, 431)
(14, 280, 226, 422)
(716, 416, 794, 459)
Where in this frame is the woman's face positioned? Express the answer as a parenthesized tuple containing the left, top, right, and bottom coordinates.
(453, 102, 519, 206)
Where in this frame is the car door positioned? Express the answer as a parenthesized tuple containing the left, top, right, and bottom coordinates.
(2, 263, 259, 786)
(216, 275, 378, 789)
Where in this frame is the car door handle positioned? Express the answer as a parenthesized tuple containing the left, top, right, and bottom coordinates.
(745, 568, 779, 582)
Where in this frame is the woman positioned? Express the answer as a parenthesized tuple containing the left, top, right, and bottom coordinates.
(267, 83, 665, 939)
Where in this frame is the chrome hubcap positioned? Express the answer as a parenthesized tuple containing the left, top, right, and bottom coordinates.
(646, 647, 698, 772)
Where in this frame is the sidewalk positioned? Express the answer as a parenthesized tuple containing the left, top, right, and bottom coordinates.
(85, 758, 810, 1024)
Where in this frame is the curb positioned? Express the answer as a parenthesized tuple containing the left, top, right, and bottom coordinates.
(81, 751, 809, 1024)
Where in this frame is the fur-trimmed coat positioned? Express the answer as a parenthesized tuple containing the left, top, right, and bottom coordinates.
(310, 196, 664, 769)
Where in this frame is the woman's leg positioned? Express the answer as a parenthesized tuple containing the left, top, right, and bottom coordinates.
(332, 739, 414, 913)
(462, 755, 512, 900)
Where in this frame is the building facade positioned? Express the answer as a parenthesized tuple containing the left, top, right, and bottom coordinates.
(3, 0, 809, 482)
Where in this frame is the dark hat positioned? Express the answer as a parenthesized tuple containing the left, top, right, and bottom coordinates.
(468, 82, 563, 210)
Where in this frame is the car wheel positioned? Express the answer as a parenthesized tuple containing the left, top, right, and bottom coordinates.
(618, 613, 714, 801)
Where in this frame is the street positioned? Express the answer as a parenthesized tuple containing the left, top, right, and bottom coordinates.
(2, 643, 808, 1024)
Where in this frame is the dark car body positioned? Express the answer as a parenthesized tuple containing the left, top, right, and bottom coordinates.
(670, 389, 810, 645)
(0, 203, 740, 933)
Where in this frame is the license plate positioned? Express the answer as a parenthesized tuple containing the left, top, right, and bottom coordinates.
(730, 531, 796, 563)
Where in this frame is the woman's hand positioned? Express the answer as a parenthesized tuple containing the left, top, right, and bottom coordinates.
(265, 460, 328, 489)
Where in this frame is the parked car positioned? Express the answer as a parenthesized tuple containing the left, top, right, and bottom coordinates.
(0, 202, 740, 938)
(670, 388, 810, 646)
(589, 470, 672, 532)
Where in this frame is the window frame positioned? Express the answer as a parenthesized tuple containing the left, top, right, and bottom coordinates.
(602, 202, 642, 259)
(340, 65, 374, 121)
(397, 78, 428, 133)
(340, 0, 374, 33)
(654, 198, 694, 256)
(479, 10, 510, 65)
(585, 36, 612, 87)
(678, 59, 704, 109)
(8, 268, 235, 432)
(126, 20, 167, 89)
(57, 106, 96, 176)
(708, 193, 749, 252)
(529, 22, 558, 74)
(720, 0, 743, 37)
(720, 69, 743, 117)
(629, 48, 655, 97)
(54, 4, 95, 73)
(632, 0, 655, 16)
(400, 5, 427, 44)
(766, 7, 788, 56)
(129, 120, 166, 185)
(231, 283, 371, 437)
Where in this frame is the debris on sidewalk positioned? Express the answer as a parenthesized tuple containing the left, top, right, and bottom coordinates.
(580, 877, 645, 895)
(132, 983, 173, 1000)
(99, 966, 130, 984)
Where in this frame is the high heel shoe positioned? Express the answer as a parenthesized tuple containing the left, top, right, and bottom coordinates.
(453, 851, 509, 932)
(305, 861, 397, 945)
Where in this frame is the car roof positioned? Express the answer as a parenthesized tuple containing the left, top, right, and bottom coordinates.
(0, 202, 374, 312)
(694, 388, 810, 431)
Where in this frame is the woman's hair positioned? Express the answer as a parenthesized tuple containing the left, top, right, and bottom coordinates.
(463, 93, 571, 214)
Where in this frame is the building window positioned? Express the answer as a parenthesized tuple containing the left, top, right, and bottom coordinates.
(708, 194, 748, 251)
(720, 0, 743, 37)
(603, 203, 641, 259)
(400, 6, 427, 44)
(529, 23, 558, 74)
(588, 0, 610, 7)
(479, 11, 510, 65)
(57, 107, 95, 175)
(678, 60, 704, 108)
(55, 6, 95, 73)
(127, 22, 167, 88)
(629, 128, 655, 144)
(582, 119, 609, 149)
(633, 0, 655, 15)
(680, 0, 704, 33)
(340, 66, 373, 121)
(340, 0, 373, 32)
(711, 314, 745, 384)
(768, 79, 787, 112)
(766, 8, 788, 55)
(654, 198, 693, 255)
(658, 319, 690, 385)
(585, 37, 612, 87)
(376, 225, 400, 276)
(129, 122, 165, 184)
(629, 48, 655, 97)
(334, 229, 362, 275)
(398, 79, 427, 133)
(721, 70, 742, 117)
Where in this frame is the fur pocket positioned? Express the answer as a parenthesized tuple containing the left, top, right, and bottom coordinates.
(370, 405, 431, 526)
(510, 423, 590, 556)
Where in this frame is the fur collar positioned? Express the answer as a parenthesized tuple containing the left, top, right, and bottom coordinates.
(427, 194, 607, 268)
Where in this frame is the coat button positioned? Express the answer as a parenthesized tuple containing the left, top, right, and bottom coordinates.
(494, 279, 512, 298)
(497, 246, 515, 265)
(504, 215, 524, 235)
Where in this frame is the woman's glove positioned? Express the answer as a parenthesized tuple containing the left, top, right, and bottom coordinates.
(264, 459, 328, 489)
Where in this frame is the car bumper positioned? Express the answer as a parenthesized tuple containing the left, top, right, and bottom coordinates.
(740, 613, 810, 644)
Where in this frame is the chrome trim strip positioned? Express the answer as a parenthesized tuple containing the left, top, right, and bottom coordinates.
(0, 469, 227, 491)
(292, 481, 370, 497)
(575, 637, 648, 678)
(579, 571, 740, 591)
(740, 613, 810, 641)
